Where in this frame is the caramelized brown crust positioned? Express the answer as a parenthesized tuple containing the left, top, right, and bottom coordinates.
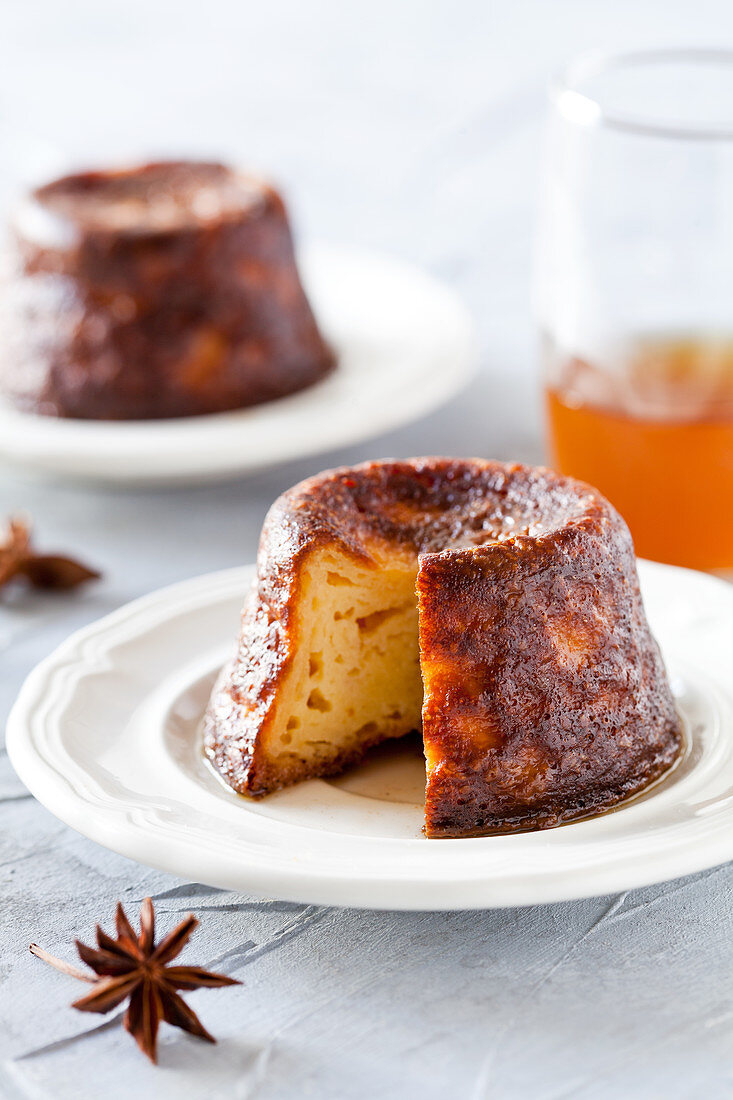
(204, 458, 682, 835)
(0, 161, 335, 419)
(418, 508, 680, 836)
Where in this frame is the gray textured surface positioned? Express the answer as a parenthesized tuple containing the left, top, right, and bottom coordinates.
(2, 2, 733, 1097)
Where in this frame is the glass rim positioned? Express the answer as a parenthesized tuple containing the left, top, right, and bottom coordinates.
(551, 48, 733, 141)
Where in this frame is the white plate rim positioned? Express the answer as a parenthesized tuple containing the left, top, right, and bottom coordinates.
(6, 560, 733, 910)
(0, 243, 478, 485)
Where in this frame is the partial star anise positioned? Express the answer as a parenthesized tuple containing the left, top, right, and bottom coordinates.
(30, 897, 240, 1063)
(0, 517, 100, 593)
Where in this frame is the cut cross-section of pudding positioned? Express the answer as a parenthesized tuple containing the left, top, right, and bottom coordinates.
(204, 457, 682, 837)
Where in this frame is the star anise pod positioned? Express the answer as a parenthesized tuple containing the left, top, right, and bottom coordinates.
(0, 516, 100, 593)
(30, 897, 240, 1063)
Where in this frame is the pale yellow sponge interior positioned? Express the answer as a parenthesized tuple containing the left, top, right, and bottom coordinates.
(264, 545, 423, 777)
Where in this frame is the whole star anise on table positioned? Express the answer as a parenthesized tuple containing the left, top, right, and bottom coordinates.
(30, 897, 240, 1063)
(1, 517, 100, 593)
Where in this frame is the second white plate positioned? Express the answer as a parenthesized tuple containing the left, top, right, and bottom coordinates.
(6, 560, 733, 910)
(0, 244, 477, 484)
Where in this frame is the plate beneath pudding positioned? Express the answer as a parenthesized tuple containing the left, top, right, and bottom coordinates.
(0, 244, 477, 485)
(6, 561, 733, 909)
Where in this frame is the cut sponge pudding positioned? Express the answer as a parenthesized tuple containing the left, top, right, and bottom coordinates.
(204, 458, 682, 838)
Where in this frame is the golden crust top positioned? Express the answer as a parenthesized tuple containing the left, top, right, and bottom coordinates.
(257, 456, 611, 569)
(20, 161, 272, 240)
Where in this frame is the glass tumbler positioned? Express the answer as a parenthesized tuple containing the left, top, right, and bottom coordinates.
(535, 49, 733, 571)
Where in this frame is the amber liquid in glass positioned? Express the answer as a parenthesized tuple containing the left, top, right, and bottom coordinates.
(545, 335, 733, 570)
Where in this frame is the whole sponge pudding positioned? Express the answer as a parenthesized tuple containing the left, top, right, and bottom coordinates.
(204, 458, 682, 838)
(1, 161, 335, 419)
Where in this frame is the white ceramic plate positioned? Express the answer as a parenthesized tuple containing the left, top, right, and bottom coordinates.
(0, 244, 477, 485)
(6, 561, 733, 910)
